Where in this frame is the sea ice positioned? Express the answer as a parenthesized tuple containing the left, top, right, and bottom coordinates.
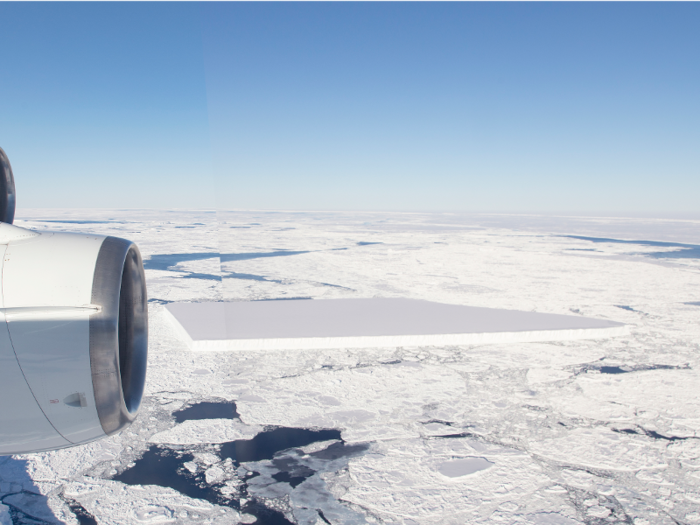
(2, 209, 699, 524)
(437, 457, 494, 477)
(0, 504, 10, 525)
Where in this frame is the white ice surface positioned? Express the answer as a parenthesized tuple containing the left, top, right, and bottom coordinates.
(2, 209, 700, 525)
(0, 504, 10, 525)
(149, 419, 264, 445)
(437, 457, 494, 477)
(165, 298, 626, 351)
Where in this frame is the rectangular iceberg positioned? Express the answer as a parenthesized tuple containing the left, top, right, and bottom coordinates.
(164, 298, 627, 351)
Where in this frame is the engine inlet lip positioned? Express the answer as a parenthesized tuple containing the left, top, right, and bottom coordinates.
(118, 245, 148, 415)
(90, 236, 148, 435)
(0, 147, 16, 225)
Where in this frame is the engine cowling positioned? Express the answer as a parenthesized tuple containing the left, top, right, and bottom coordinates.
(0, 149, 148, 455)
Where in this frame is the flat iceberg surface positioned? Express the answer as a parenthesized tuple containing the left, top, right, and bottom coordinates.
(438, 457, 494, 478)
(2, 209, 700, 525)
(165, 298, 625, 351)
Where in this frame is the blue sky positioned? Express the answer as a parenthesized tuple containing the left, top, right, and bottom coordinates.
(1, 3, 698, 215)
(0, 3, 210, 208)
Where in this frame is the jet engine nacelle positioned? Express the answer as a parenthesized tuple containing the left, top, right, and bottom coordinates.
(0, 148, 148, 455)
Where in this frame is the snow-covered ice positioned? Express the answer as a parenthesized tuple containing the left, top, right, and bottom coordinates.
(1, 209, 699, 525)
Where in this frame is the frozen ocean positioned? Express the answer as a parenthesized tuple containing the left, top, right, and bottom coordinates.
(1, 209, 699, 525)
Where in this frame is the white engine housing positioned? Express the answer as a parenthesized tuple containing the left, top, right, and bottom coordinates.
(0, 223, 148, 454)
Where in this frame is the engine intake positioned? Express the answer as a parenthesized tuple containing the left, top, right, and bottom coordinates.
(91, 236, 149, 435)
(0, 147, 16, 224)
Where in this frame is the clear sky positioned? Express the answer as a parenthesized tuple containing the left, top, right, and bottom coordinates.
(0, 2, 211, 209)
(1, 2, 698, 215)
